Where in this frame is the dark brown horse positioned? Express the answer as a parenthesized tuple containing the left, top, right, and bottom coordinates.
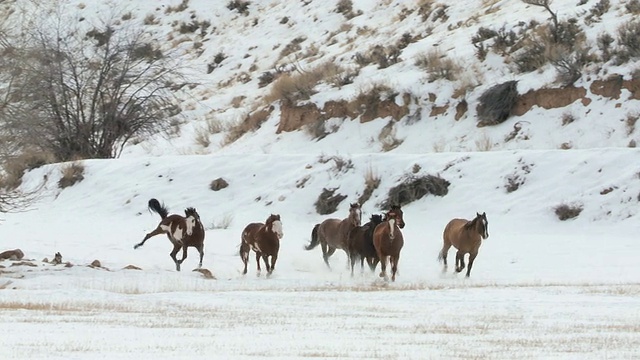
(373, 205, 406, 281)
(134, 198, 205, 271)
(305, 203, 362, 269)
(240, 214, 283, 276)
(348, 214, 384, 276)
(438, 212, 489, 277)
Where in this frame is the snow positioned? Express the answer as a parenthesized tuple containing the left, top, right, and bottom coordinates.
(1, 0, 640, 359)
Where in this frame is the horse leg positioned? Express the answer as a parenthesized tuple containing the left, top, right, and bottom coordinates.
(268, 254, 278, 276)
(196, 244, 204, 268)
(134, 227, 165, 249)
(466, 253, 477, 278)
(169, 244, 182, 271)
(177, 245, 188, 269)
(324, 247, 337, 267)
(455, 251, 466, 273)
(379, 255, 388, 281)
(349, 253, 357, 277)
(240, 243, 250, 275)
(320, 241, 331, 269)
(438, 242, 452, 272)
(255, 252, 262, 276)
(391, 255, 400, 282)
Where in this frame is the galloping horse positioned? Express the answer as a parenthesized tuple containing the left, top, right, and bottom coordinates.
(240, 214, 283, 276)
(373, 205, 406, 281)
(305, 203, 362, 269)
(134, 198, 205, 271)
(438, 212, 489, 277)
(348, 214, 384, 276)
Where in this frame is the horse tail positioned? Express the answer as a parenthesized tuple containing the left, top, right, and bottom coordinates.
(305, 224, 321, 250)
(437, 250, 444, 263)
(148, 198, 169, 219)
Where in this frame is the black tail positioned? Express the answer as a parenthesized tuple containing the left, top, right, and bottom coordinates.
(305, 224, 321, 250)
(148, 198, 169, 219)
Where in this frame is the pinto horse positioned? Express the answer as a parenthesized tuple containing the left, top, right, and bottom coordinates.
(348, 214, 384, 276)
(438, 212, 489, 277)
(305, 203, 362, 269)
(373, 205, 406, 281)
(240, 214, 283, 276)
(134, 198, 205, 271)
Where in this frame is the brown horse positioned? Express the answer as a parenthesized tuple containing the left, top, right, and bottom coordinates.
(240, 214, 283, 276)
(305, 203, 362, 269)
(373, 205, 406, 281)
(134, 198, 205, 271)
(438, 212, 489, 277)
(348, 214, 384, 276)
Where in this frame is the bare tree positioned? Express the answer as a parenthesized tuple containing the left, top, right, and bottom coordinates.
(0, 11, 186, 161)
(522, 0, 559, 43)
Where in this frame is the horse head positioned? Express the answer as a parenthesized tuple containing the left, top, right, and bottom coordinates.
(349, 203, 362, 227)
(476, 212, 489, 239)
(184, 207, 200, 235)
(385, 205, 405, 229)
(266, 214, 284, 239)
(370, 214, 383, 225)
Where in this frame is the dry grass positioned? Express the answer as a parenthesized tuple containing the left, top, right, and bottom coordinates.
(475, 133, 493, 151)
(58, 162, 85, 189)
(415, 49, 461, 82)
(0, 149, 54, 189)
(194, 127, 211, 148)
(378, 121, 404, 151)
(263, 61, 343, 105)
(625, 112, 638, 135)
(357, 165, 381, 205)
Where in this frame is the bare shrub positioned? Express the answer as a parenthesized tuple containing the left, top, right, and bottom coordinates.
(207, 52, 227, 74)
(304, 120, 328, 141)
(378, 121, 404, 152)
(336, 0, 355, 18)
(318, 155, 354, 174)
(617, 20, 640, 62)
(627, 0, 640, 14)
(143, 14, 159, 25)
(165, 0, 189, 13)
(279, 36, 306, 58)
(380, 174, 450, 209)
(0, 149, 54, 189)
(58, 162, 85, 189)
(475, 134, 493, 151)
(549, 46, 592, 86)
(357, 166, 381, 205)
(597, 32, 614, 62)
(227, 0, 251, 15)
(476, 81, 519, 126)
(505, 174, 525, 193)
(265, 62, 342, 105)
(554, 203, 583, 220)
(194, 128, 211, 148)
(0, 11, 186, 161)
(315, 188, 347, 215)
(561, 112, 576, 126)
(415, 50, 460, 82)
(626, 113, 639, 135)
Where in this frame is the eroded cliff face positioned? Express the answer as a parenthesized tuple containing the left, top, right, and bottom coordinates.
(268, 75, 640, 133)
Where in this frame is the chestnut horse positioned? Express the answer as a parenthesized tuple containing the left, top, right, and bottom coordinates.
(134, 198, 205, 271)
(373, 205, 406, 281)
(438, 212, 489, 277)
(240, 214, 283, 276)
(305, 203, 362, 269)
(348, 214, 384, 276)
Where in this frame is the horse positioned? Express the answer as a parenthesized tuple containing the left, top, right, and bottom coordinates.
(348, 214, 384, 276)
(305, 202, 362, 269)
(373, 205, 406, 281)
(438, 212, 489, 277)
(240, 214, 283, 276)
(133, 198, 205, 271)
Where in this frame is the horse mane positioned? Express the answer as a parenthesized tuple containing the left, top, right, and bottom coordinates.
(464, 217, 477, 229)
(184, 207, 198, 217)
(148, 198, 169, 219)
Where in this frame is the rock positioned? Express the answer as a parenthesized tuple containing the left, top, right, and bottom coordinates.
(90, 260, 101, 267)
(0, 249, 25, 261)
(122, 265, 142, 270)
(193, 268, 216, 279)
